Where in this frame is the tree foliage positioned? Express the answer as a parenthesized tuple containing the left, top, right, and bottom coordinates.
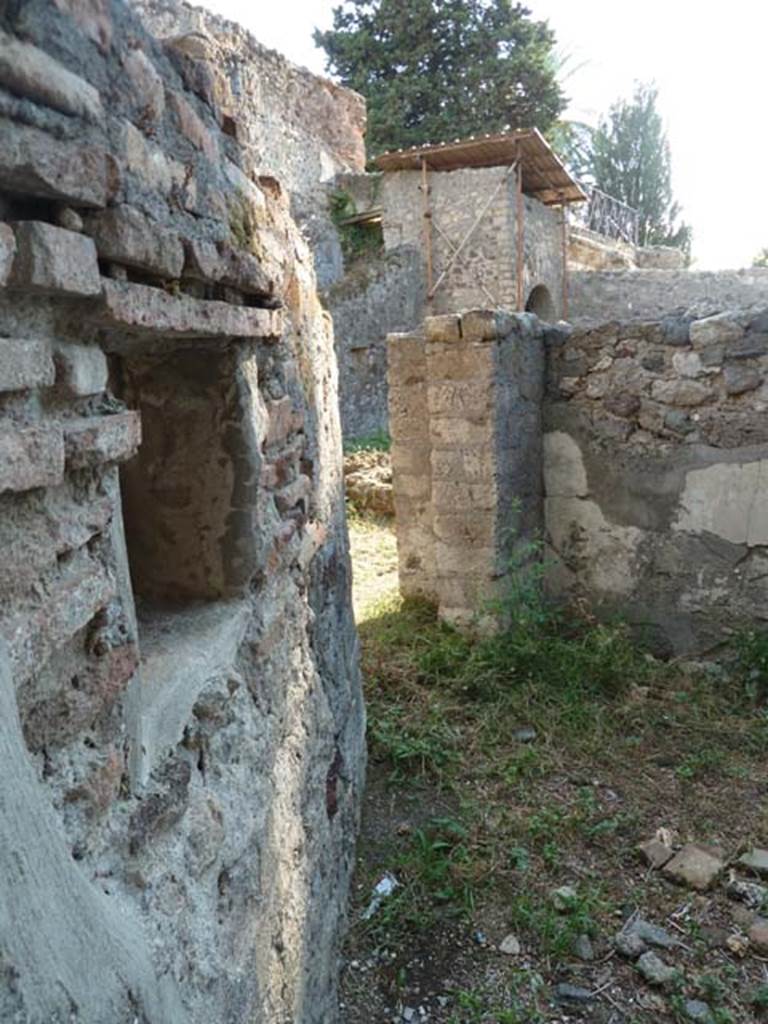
(589, 83, 691, 255)
(753, 248, 768, 268)
(314, 0, 566, 157)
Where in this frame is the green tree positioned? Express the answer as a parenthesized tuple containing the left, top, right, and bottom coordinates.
(753, 248, 768, 268)
(589, 83, 691, 255)
(314, 0, 566, 157)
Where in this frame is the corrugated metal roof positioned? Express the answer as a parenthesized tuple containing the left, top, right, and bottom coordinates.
(375, 128, 586, 206)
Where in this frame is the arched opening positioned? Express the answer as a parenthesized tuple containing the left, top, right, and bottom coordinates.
(525, 284, 555, 322)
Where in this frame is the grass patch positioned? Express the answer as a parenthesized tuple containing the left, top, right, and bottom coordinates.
(343, 430, 391, 454)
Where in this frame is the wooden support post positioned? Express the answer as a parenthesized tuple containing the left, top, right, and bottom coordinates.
(420, 158, 433, 306)
(560, 197, 569, 321)
(516, 157, 525, 311)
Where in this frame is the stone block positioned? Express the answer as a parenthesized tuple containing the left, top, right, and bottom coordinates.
(166, 90, 218, 163)
(429, 416, 495, 447)
(424, 314, 461, 343)
(95, 281, 282, 345)
(52, 0, 113, 53)
(726, 334, 768, 360)
(690, 313, 744, 348)
(183, 238, 273, 297)
(0, 122, 108, 208)
(650, 379, 712, 407)
(662, 844, 723, 891)
(63, 412, 141, 469)
(427, 379, 492, 417)
(264, 397, 302, 447)
(0, 29, 102, 121)
(10, 221, 101, 296)
(85, 206, 184, 279)
(724, 364, 761, 395)
(0, 338, 55, 393)
(3, 555, 115, 685)
(431, 446, 496, 483)
(461, 309, 511, 342)
(53, 342, 108, 396)
(0, 424, 64, 494)
(122, 49, 165, 121)
(0, 223, 16, 285)
(388, 383, 428, 441)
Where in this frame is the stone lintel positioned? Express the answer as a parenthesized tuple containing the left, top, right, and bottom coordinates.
(96, 280, 283, 348)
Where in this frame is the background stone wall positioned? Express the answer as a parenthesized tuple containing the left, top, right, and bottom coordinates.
(381, 166, 564, 317)
(546, 309, 768, 653)
(0, 3, 363, 1022)
(132, 0, 367, 289)
(570, 267, 768, 322)
(325, 247, 425, 439)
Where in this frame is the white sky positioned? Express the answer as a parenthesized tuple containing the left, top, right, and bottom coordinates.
(200, 0, 768, 269)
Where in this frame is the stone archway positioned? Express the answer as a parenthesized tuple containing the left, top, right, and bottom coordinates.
(525, 284, 555, 322)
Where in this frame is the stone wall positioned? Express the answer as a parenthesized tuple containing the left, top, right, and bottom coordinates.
(390, 306, 768, 655)
(387, 310, 546, 627)
(570, 267, 768, 322)
(326, 247, 425, 439)
(381, 166, 565, 318)
(545, 308, 768, 654)
(132, 0, 367, 288)
(0, 3, 363, 1022)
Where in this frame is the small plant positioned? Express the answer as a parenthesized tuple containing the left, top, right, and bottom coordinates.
(733, 628, 768, 700)
(368, 704, 460, 781)
(330, 189, 384, 264)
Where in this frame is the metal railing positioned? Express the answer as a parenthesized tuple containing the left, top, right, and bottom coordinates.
(571, 186, 640, 246)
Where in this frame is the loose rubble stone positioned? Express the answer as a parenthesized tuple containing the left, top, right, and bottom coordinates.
(748, 916, 768, 953)
(635, 951, 679, 988)
(10, 222, 101, 296)
(513, 726, 537, 743)
(0, 339, 55, 394)
(615, 917, 678, 959)
(638, 838, 675, 869)
(551, 885, 578, 911)
(727, 877, 768, 909)
(85, 205, 185, 279)
(553, 984, 593, 1004)
(684, 1000, 715, 1023)
(498, 933, 521, 956)
(662, 844, 724, 891)
(737, 847, 768, 877)
(0, 28, 102, 121)
(572, 934, 594, 961)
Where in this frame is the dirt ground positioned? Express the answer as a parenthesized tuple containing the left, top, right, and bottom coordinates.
(341, 512, 768, 1024)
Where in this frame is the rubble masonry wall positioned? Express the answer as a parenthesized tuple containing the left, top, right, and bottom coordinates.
(0, 2, 364, 1021)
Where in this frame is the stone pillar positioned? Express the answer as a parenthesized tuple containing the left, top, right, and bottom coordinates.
(387, 328, 436, 599)
(389, 309, 545, 628)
